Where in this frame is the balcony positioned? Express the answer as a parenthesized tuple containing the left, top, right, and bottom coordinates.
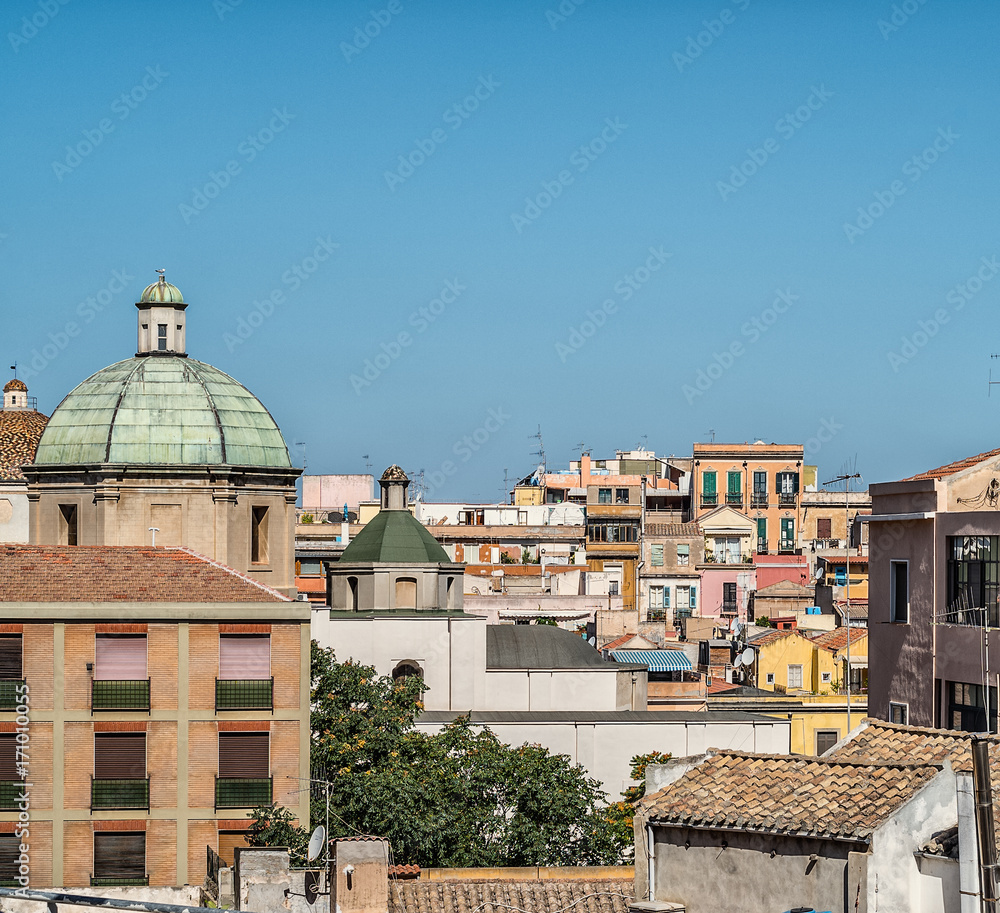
(216, 678, 274, 711)
(91, 876, 149, 888)
(646, 609, 668, 622)
(91, 778, 150, 811)
(725, 493, 743, 507)
(0, 680, 25, 711)
(779, 541, 796, 554)
(675, 608, 694, 620)
(0, 780, 25, 811)
(700, 493, 718, 508)
(778, 492, 797, 506)
(756, 540, 769, 554)
(215, 777, 272, 809)
(721, 602, 738, 615)
(751, 494, 769, 508)
(92, 680, 150, 712)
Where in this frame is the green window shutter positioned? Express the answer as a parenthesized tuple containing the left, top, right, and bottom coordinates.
(776, 473, 783, 494)
(757, 518, 767, 539)
(664, 587, 670, 608)
(703, 472, 716, 494)
(651, 544, 664, 567)
(690, 587, 697, 608)
(792, 472, 800, 494)
(677, 544, 689, 558)
(728, 471, 741, 494)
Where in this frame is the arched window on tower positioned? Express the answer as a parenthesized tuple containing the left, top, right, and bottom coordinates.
(347, 576, 359, 611)
(392, 661, 423, 682)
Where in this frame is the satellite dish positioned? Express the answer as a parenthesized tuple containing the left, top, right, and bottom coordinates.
(733, 621, 744, 636)
(813, 567, 825, 582)
(307, 825, 326, 862)
(588, 636, 596, 646)
(734, 655, 743, 669)
(740, 648, 755, 666)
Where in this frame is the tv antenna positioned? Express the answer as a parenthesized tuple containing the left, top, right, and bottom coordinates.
(990, 354, 1000, 397)
(530, 425, 546, 474)
(9, 363, 16, 379)
(501, 468, 511, 504)
(362, 453, 372, 474)
(576, 441, 590, 456)
(705, 429, 716, 443)
(295, 441, 307, 471)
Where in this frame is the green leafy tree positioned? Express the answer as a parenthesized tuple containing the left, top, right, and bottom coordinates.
(247, 805, 309, 864)
(251, 644, 632, 867)
(605, 751, 673, 859)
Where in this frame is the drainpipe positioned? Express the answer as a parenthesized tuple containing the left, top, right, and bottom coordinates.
(973, 736, 998, 912)
(959, 771, 980, 913)
(646, 823, 655, 901)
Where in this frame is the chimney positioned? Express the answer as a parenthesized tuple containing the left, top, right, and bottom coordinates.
(332, 839, 390, 913)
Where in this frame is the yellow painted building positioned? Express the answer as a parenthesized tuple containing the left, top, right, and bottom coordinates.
(750, 629, 838, 693)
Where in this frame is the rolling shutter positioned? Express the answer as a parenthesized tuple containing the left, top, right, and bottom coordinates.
(219, 732, 269, 778)
(0, 637, 22, 678)
(95, 734, 146, 779)
(95, 636, 147, 681)
(93, 833, 145, 880)
(0, 834, 18, 881)
(0, 735, 18, 780)
(817, 518, 832, 538)
(219, 636, 270, 680)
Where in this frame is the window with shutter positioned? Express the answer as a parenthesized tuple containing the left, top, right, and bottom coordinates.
(0, 834, 20, 886)
(0, 735, 21, 811)
(95, 636, 147, 680)
(92, 636, 149, 711)
(219, 636, 270, 680)
(0, 637, 22, 710)
(217, 635, 272, 710)
(816, 518, 832, 539)
(93, 832, 146, 886)
(0, 637, 21, 679)
(92, 733, 148, 810)
(816, 730, 839, 755)
(677, 544, 689, 566)
(689, 587, 697, 609)
(219, 732, 269, 778)
(217, 732, 271, 809)
(651, 544, 664, 567)
(702, 472, 716, 494)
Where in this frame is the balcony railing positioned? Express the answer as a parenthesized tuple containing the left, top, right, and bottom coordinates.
(779, 541, 796, 554)
(216, 678, 274, 711)
(700, 493, 718, 507)
(751, 494, 769, 508)
(725, 493, 743, 506)
(215, 777, 272, 809)
(91, 876, 149, 887)
(778, 492, 797, 506)
(721, 602, 738, 615)
(92, 680, 150, 712)
(0, 780, 25, 811)
(646, 609, 668, 622)
(756, 540, 769, 554)
(814, 538, 842, 549)
(675, 608, 693, 619)
(0, 679, 25, 711)
(91, 778, 150, 810)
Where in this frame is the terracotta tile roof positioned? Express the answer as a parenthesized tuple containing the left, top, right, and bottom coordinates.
(0, 545, 291, 602)
(747, 629, 794, 647)
(904, 447, 1000, 481)
(921, 826, 959, 859)
(706, 679, 739, 694)
(601, 633, 657, 652)
(809, 628, 867, 653)
(826, 718, 1000, 774)
(390, 880, 634, 913)
(0, 409, 49, 481)
(3, 379, 28, 394)
(640, 749, 944, 840)
(645, 522, 702, 537)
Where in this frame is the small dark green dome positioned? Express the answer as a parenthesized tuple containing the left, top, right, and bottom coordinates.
(140, 276, 185, 303)
(340, 511, 450, 564)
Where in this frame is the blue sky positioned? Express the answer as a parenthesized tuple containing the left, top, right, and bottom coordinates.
(3, 0, 998, 500)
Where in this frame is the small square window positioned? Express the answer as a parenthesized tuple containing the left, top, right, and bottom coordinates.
(889, 702, 908, 725)
(766, 673, 775, 685)
(821, 672, 832, 684)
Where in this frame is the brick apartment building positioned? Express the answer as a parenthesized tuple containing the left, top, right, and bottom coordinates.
(0, 545, 310, 889)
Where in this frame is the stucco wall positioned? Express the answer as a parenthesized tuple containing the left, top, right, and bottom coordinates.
(0, 486, 30, 543)
(649, 826, 867, 913)
(415, 717, 790, 799)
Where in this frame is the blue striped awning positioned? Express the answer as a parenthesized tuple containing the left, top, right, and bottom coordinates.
(609, 649, 693, 672)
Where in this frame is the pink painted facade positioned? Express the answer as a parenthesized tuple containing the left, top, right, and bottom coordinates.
(754, 553, 810, 589)
(699, 564, 756, 621)
(301, 473, 374, 515)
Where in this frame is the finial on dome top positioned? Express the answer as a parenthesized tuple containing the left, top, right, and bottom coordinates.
(379, 464, 410, 510)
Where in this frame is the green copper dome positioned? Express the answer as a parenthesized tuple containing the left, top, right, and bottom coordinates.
(140, 276, 185, 303)
(340, 510, 451, 564)
(33, 356, 292, 467)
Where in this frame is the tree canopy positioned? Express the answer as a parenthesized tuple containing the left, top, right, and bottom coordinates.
(249, 643, 650, 867)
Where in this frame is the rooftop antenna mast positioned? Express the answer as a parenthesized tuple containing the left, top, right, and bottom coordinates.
(530, 425, 546, 475)
(295, 441, 307, 471)
(705, 429, 716, 443)
(990, 355, 1000, 397)
(501, 468, 512, 504)
(9, 363, 16, 379)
